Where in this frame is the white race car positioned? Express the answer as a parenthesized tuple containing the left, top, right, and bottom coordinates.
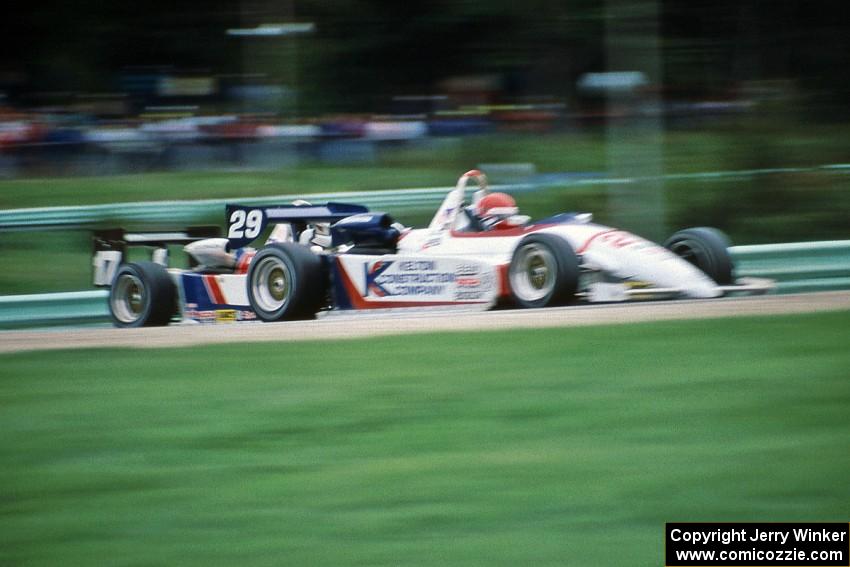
(94, 170, 771, 327)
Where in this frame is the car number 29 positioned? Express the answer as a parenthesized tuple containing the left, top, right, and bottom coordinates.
(228, 209, 263, 239)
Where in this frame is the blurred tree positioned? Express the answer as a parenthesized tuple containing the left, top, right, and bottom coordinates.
(0, 0, 240, 96)
(295, 0, 605, 113)
(660, 0, 850, 115)
(0, 0, 847, 116)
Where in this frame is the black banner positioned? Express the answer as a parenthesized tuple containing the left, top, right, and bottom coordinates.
(666, 523, 849, 566)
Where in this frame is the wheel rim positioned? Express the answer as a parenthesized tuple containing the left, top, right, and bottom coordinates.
(510, 243, 557, 302)
(252, 256, 292, 313)
(111, 273, 146, 324)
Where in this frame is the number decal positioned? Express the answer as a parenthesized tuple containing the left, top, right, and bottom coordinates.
(244, 209, 263, 239)
(228, 210, 247, 238)
(229, 209, 264, 239)
(93, 250, 122, 286)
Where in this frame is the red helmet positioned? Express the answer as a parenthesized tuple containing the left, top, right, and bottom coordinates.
(476, 192, 518, 230)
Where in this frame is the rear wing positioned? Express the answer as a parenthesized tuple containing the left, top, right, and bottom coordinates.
(225, 202, 368, 249)
(92, 226, 220, 286)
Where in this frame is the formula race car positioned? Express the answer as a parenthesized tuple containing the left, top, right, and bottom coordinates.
(93, 170, 772, 327)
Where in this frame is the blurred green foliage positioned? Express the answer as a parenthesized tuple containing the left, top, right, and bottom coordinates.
(2, 312, 849, 565)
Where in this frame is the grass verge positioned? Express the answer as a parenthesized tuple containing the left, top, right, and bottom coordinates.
(1, 311, 849, 566)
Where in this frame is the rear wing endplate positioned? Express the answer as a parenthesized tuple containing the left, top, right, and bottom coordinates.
(92, 226, 220, 286)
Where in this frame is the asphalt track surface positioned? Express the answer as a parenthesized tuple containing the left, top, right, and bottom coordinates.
(2, 291, 850, 354)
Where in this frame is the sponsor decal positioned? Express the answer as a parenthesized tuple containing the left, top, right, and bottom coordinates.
(421, 236, 443, 249)
(364, 260, 395, 297)
(184, 307, 256, 323)
(598, 230, 639, 249)
(457, 277, 481, 287)
(455, 263, 480, 276)
(185, 308, 217, 323)
(215, 309, 237, 322)
(452, 264, 494, 300)
(578, 229, 669, 257)
(578, 229, 663, 254)
(363, 259, 456, 298)
(336, 256, 500, 307)
(455, 291, 485, 300)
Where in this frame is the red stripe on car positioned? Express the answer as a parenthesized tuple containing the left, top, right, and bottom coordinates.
(449, 223, 556, 239)
(498, 264, 511, 297)
(203, 275, 227, 305)
(235, 251, 255, 274)
(576, 229, 617, 253)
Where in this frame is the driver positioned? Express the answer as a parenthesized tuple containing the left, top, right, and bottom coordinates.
(474, 192, 521, 231)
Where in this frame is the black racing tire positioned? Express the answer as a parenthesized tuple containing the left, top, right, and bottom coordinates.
(246, 242, 326, 321)
(663, 227, 734, 285)
(109, 262, 176, 328)
(508, 233, 580, 308)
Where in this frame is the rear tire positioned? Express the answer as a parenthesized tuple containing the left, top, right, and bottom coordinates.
(109, 262, 176, 328)
(247, 243, 326, 321)
(663, 227, 734, 285)
(508, 234, 580, 308)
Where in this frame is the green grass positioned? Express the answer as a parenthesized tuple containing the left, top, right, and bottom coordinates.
(0, 167, 461, 210)
(1, 311, 849, 566)
(0, 231, 93, 295)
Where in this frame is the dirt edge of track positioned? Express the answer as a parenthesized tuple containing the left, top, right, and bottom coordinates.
(2, 291, 849, 354)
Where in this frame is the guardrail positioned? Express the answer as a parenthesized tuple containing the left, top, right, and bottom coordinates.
(0, 290, 109, 329)
(731, 240, 850, 294)
(1, 240, 848, 329)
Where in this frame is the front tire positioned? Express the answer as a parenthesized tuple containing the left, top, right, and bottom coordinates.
(109, 262, 176, 328)
(663, 227, 734, 285)
(246, 242, 326, 321)
(508, 234, 580, 308)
